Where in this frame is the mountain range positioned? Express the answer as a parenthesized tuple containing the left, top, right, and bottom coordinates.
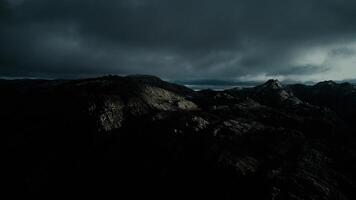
(3, 75, 356, 199)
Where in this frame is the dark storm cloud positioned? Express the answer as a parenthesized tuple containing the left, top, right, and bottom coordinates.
(267, 65, 330, 76)
(1, 0, 356, 80)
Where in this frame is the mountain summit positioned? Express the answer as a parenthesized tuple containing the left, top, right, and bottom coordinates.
(258, 79, 284, 89)
(241, 79, 303, 107)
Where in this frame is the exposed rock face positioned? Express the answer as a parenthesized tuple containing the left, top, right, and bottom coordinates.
(140, 85, 198, 111)
(13, 75, 199, 133)
(2, 76, 356, 199)
(88, 95, 125, 132)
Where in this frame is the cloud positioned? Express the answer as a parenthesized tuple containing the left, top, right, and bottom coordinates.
(1, 0, 356, 81)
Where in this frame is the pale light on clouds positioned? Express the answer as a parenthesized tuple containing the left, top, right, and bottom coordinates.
(1, 0, 356, 82)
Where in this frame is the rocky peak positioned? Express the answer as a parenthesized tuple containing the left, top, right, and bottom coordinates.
(251, 79, 302, 106)
(260, 79, 284, 90)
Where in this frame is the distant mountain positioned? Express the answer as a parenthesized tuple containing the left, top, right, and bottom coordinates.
(289, 80, 356, 126)
(175, 79, 262, 86)
(2, 75, 356, 199)
(174, 79, 261, 90)
(341, 78, 356, 84)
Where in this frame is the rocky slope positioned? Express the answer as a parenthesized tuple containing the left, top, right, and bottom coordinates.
(2, 75, 356, 199)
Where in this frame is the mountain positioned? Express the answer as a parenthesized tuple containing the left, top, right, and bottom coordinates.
(174, 79, 261, 90)
(3, 75, 356, 199)
(289, 80, 356, 126)
(234, 79, 303, 107)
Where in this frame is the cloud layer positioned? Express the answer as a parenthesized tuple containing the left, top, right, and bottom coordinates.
(1, 0, 356, 81)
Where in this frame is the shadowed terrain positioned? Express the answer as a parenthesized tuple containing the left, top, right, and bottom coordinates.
(3, 75, 356, 199)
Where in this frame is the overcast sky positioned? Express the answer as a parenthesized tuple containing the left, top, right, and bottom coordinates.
(1, 0, 356, 81)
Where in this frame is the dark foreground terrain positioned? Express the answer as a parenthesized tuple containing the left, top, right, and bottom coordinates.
(3, 75, 356, 199)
